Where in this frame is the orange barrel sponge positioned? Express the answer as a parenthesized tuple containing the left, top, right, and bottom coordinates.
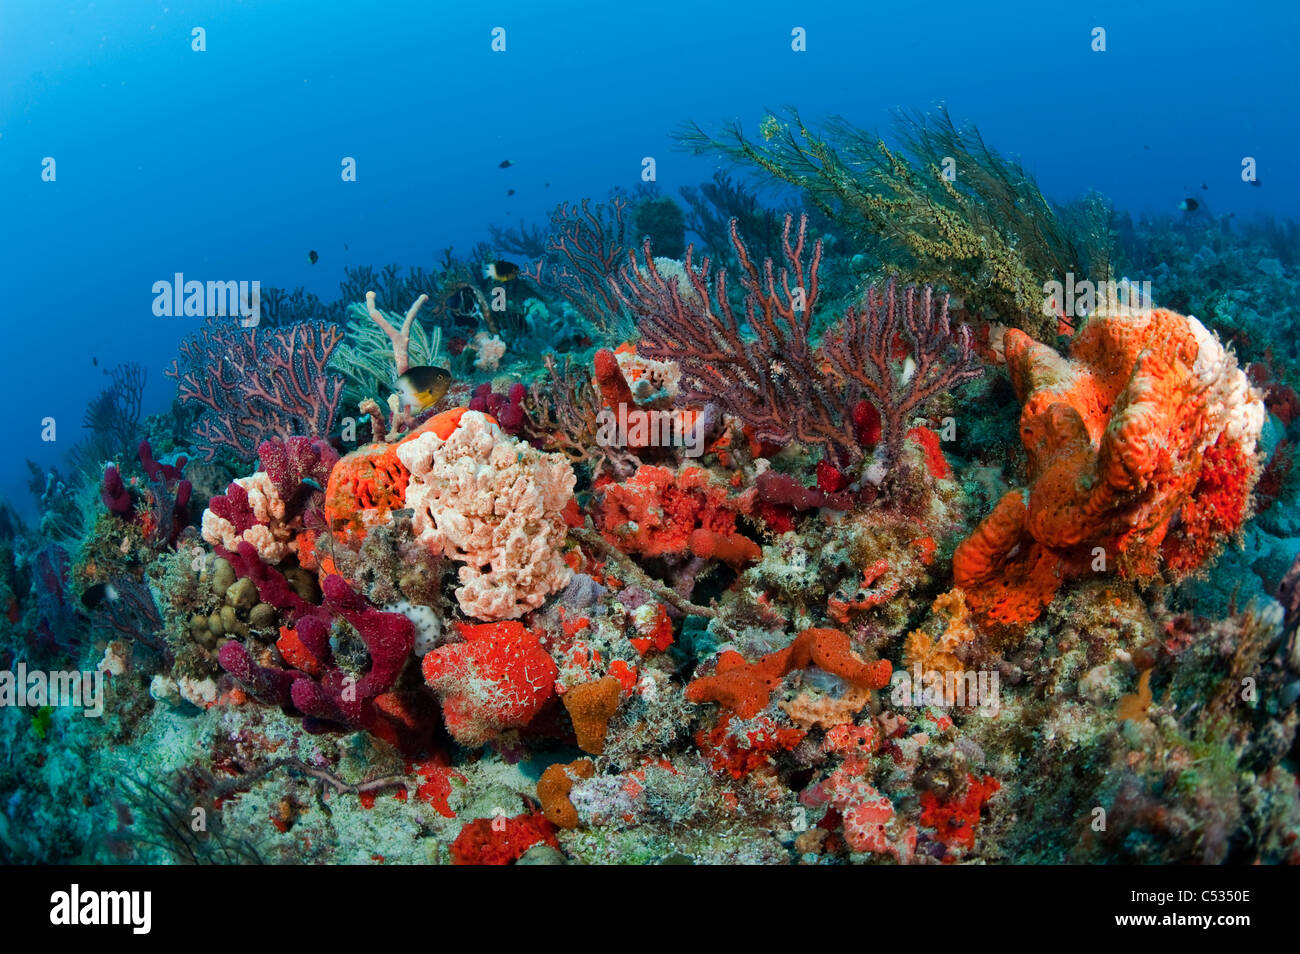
(956, 309, 1264, 629)
(324, 407, 468, 541)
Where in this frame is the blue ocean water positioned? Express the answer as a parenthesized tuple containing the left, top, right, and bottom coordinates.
(1, 0, 1296, 509)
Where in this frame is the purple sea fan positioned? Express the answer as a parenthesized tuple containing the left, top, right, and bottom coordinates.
(820, 277, 983, 463)
(617, 214, 851, 460)
(521, 196, 631, 333)
(166, 318, 344, 462)
(617, 213, 982, 469)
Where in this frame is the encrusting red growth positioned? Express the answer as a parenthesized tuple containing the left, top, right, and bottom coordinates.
(828, 558, 900, 624)
(686, 627, 892, 719)
(608, 659, 638, 694)
(919, 774, 1000, 855)
(450, 812, 558, 865)
(629, 603, 674, 655)
(696, 715, 806, 779)
(906, 426, 951, 479)
(421, 620, 559, 747)
(1160, 436, 1256, 573)
(410, 758, 467, 819)
(806, 765, 916, 862)
(594, 464, 759, 567)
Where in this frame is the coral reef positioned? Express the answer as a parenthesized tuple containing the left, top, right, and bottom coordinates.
(6, 112, 1299, 871)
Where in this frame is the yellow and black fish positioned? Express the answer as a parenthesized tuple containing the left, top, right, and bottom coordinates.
(395, 365, 452, 411)
(482, 260, 519, 282)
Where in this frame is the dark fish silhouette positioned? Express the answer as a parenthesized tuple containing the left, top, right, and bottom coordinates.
(81, 582, 119, 610)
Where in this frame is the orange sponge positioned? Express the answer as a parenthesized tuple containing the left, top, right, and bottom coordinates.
(538, 759, 596, 829)
(686, 627, 891, 719)
(324, 407, 469, 541)
(563, 676, 622, 755)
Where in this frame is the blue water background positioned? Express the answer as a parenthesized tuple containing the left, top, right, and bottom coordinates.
(1, 0, 1296, 512)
